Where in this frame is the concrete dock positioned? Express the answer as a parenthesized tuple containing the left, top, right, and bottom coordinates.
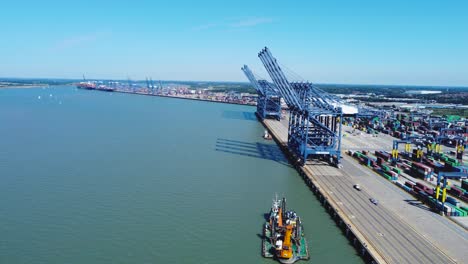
(261, 117, 466, 264)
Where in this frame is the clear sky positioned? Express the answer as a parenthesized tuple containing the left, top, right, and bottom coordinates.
(1, 0, 467, 86)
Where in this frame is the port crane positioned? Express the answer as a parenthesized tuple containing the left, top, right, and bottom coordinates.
(257, 47, 343, 167)
(435, 172, 468, 214)
(241, 65, 282, 120)
(146, 77, 156, 94)
(391, 137, 428, 164)
(150, 78, 155, 94)
(159, 80, 164, 91)
(436, 128, 466, 160)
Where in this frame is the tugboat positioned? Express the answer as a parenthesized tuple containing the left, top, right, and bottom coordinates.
(262, 196, 309, 263)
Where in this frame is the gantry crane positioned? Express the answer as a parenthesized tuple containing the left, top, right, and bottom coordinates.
(436, 128, 466, 160)
(435, 172, 468, 214)
(241, 65, 282, 120)
(257, 47, 343, 167)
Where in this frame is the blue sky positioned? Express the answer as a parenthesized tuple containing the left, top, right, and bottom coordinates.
(1, 0, 467, 86)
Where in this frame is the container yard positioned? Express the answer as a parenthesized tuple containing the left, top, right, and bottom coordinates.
(76, 79, 258, 106)
(242, 47, 467, 263)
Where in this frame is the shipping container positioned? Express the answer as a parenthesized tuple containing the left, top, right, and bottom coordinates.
(405, 181, 416, 188)
(462, 180, 468, 190)
(446, 196, 460, 207)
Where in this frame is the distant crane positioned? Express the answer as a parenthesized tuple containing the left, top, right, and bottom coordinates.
(150, 78, 155, 94)
(241, 65, 281, 120)
(127, 77, 134, 93)
(146, 77, 150, 89)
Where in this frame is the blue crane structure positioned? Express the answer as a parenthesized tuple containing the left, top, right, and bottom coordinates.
(146, 77, 159, 95)
(436, 128, 466, 160)
(241, 65, 282, 120)
(435, 172, 468, 214)
(257, 47, 343, 166)
(356, 106, 391, 128)
(391, 138, 426, 164)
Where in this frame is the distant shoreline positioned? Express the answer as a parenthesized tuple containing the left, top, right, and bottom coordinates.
(0, 84, 71, 89)
(0, 85, 48, 89)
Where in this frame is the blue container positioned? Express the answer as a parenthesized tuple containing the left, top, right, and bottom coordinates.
(446, 197, 460, 207)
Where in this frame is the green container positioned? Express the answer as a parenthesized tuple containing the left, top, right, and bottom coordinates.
(392, 167, 401, 174)
(454, 208, 467, 217)
(459, 207, 468, 214)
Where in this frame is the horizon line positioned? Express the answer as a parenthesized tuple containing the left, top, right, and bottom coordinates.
(1, 76, 467, 89)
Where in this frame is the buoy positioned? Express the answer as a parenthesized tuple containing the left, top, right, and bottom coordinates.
(37, 96, 41, 99)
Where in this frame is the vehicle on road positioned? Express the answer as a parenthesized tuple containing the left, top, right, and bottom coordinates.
(353, 184, 361, 191)
(370, 198, 379, 205)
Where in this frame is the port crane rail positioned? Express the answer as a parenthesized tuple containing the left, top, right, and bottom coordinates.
(241, 65, 282, 120)
(257, 47, 343, 166)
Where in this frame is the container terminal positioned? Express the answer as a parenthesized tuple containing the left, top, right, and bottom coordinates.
(242, 47, 467, 264)
(77, 48, 467, 264)
(76, 79, 258, 106)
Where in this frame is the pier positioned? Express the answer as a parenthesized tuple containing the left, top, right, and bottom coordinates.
(261, 116, 458, 264)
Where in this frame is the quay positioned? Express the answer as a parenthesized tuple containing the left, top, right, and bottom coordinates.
(78, 85, 257, 107)
(116, 89, 256, 106)
(260, 115, 459, 264)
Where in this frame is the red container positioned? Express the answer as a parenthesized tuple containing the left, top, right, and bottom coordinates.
(405, 181, 416, 188)
(415, 182, 425, 189)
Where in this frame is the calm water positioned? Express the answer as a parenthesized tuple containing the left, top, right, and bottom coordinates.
(0, 86, 362, 264)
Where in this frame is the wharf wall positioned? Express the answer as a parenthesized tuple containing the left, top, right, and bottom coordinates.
(258, 113, 386, 264)
(88, 88, 256, 107)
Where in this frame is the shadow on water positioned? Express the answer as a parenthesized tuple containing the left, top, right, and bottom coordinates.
(222, 111, 257, 121)
(215, 138, 291, 167)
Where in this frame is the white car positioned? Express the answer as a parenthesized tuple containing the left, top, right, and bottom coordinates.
(354, 184, 361, 191)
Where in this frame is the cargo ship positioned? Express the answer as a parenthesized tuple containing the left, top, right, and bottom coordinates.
(77, 82, 96, 90)
(96, 85, 115, 92)
(262, 196, 309, 263)
(77, 82, 114, 92)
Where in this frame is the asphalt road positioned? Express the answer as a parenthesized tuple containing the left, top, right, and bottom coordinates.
(304, 162, 455, 264)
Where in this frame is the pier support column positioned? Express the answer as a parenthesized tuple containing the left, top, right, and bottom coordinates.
(361, 244, 367, 256)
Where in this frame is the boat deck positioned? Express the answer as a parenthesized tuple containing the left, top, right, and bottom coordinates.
(262, 224, 310, 261)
